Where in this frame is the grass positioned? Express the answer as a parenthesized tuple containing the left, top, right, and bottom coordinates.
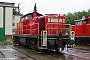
(0, 39, 14, 45)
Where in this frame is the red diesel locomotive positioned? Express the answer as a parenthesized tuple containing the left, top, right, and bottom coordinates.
(13, 4, 75, 52)
(70, 16, 90, 45)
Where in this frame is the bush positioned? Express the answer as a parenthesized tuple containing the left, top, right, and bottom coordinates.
(5, 39, 14, 45)
(0, 39, 14, 45)
(0, 41, 4, 45)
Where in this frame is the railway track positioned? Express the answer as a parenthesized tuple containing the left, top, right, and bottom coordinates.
(74, 47, 90, 52)
(8, 45, 37, 60)
(2, 45, 89, 60)
(61, 46, 90, 60)
(0, 51, 7, 60)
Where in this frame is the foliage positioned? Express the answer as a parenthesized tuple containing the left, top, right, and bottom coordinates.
(0, 41, 4, 45)
(13, 8, 23, 15)
(0, 39, 14, 45)
(64, 9, 90, 25)
(33, 3, 37, 12)
(4, 39, 14, 45)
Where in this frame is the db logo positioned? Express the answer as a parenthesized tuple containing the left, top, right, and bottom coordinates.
(29, 22, 35, 26)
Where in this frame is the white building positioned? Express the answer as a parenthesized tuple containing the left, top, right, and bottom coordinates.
(0, 2, 14, 39)
(12, 15, 22, 34)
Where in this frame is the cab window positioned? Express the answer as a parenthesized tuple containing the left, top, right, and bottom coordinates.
(20, 17, 24, 22)
(48, 18, 65, 23)
(75, 21, 82, 26)
(83, 19, 88, 24)
(26, 15, 32, 20)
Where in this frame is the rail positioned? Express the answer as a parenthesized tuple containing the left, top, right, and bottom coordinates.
(8, 45, 37, 60)
(0, 51, 6, 60)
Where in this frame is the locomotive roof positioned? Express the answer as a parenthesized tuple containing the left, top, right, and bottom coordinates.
(45, 14, 58, 15)
(45, 14, 65, 18)
(74, 20, 80, 21)
(74, 16, 90, 22)
(21, 12, 43, 18)
(74, 18, 88, 22)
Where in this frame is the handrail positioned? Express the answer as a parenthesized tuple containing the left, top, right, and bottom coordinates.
(46, 23, 70, 34)
(25, 23, 39, 34)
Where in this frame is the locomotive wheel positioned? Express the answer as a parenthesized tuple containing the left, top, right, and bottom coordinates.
(34, 40, 38, 51)
(29, 40, 32, 49)
(55, 44, 59, 52)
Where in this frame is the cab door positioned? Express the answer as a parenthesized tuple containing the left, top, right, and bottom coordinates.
(39, 18, 45, 34)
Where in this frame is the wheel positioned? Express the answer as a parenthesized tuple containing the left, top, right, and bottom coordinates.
(54, 44, 59, 52)
(34, 41, 38, 51)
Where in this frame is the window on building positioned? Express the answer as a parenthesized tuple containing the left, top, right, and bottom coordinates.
(12, 29, 14, 32)
(13, 16, 15, 20)
(13, 22, 15, 26)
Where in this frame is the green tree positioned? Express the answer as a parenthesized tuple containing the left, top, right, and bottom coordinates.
(64, 12, 75, 24)
(33, 3, 37, 12)
(64, 9, 90, 25)
(13, 8, 23, 15)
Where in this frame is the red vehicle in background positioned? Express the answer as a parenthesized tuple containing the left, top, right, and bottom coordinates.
(70, 16, 90, 45)
(13, 4, 75, 52)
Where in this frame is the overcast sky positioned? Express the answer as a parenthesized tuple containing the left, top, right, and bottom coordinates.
(1, 0, 90, 15)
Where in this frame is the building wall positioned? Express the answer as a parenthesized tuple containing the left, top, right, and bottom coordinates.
(12, 15, 22, 34)
(0, 7, 4, 40)
(0, 7, 3, 27)
(5, 7, 13, 35)
(0, 2, 14, 40)
(13, 15, 22, 29)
